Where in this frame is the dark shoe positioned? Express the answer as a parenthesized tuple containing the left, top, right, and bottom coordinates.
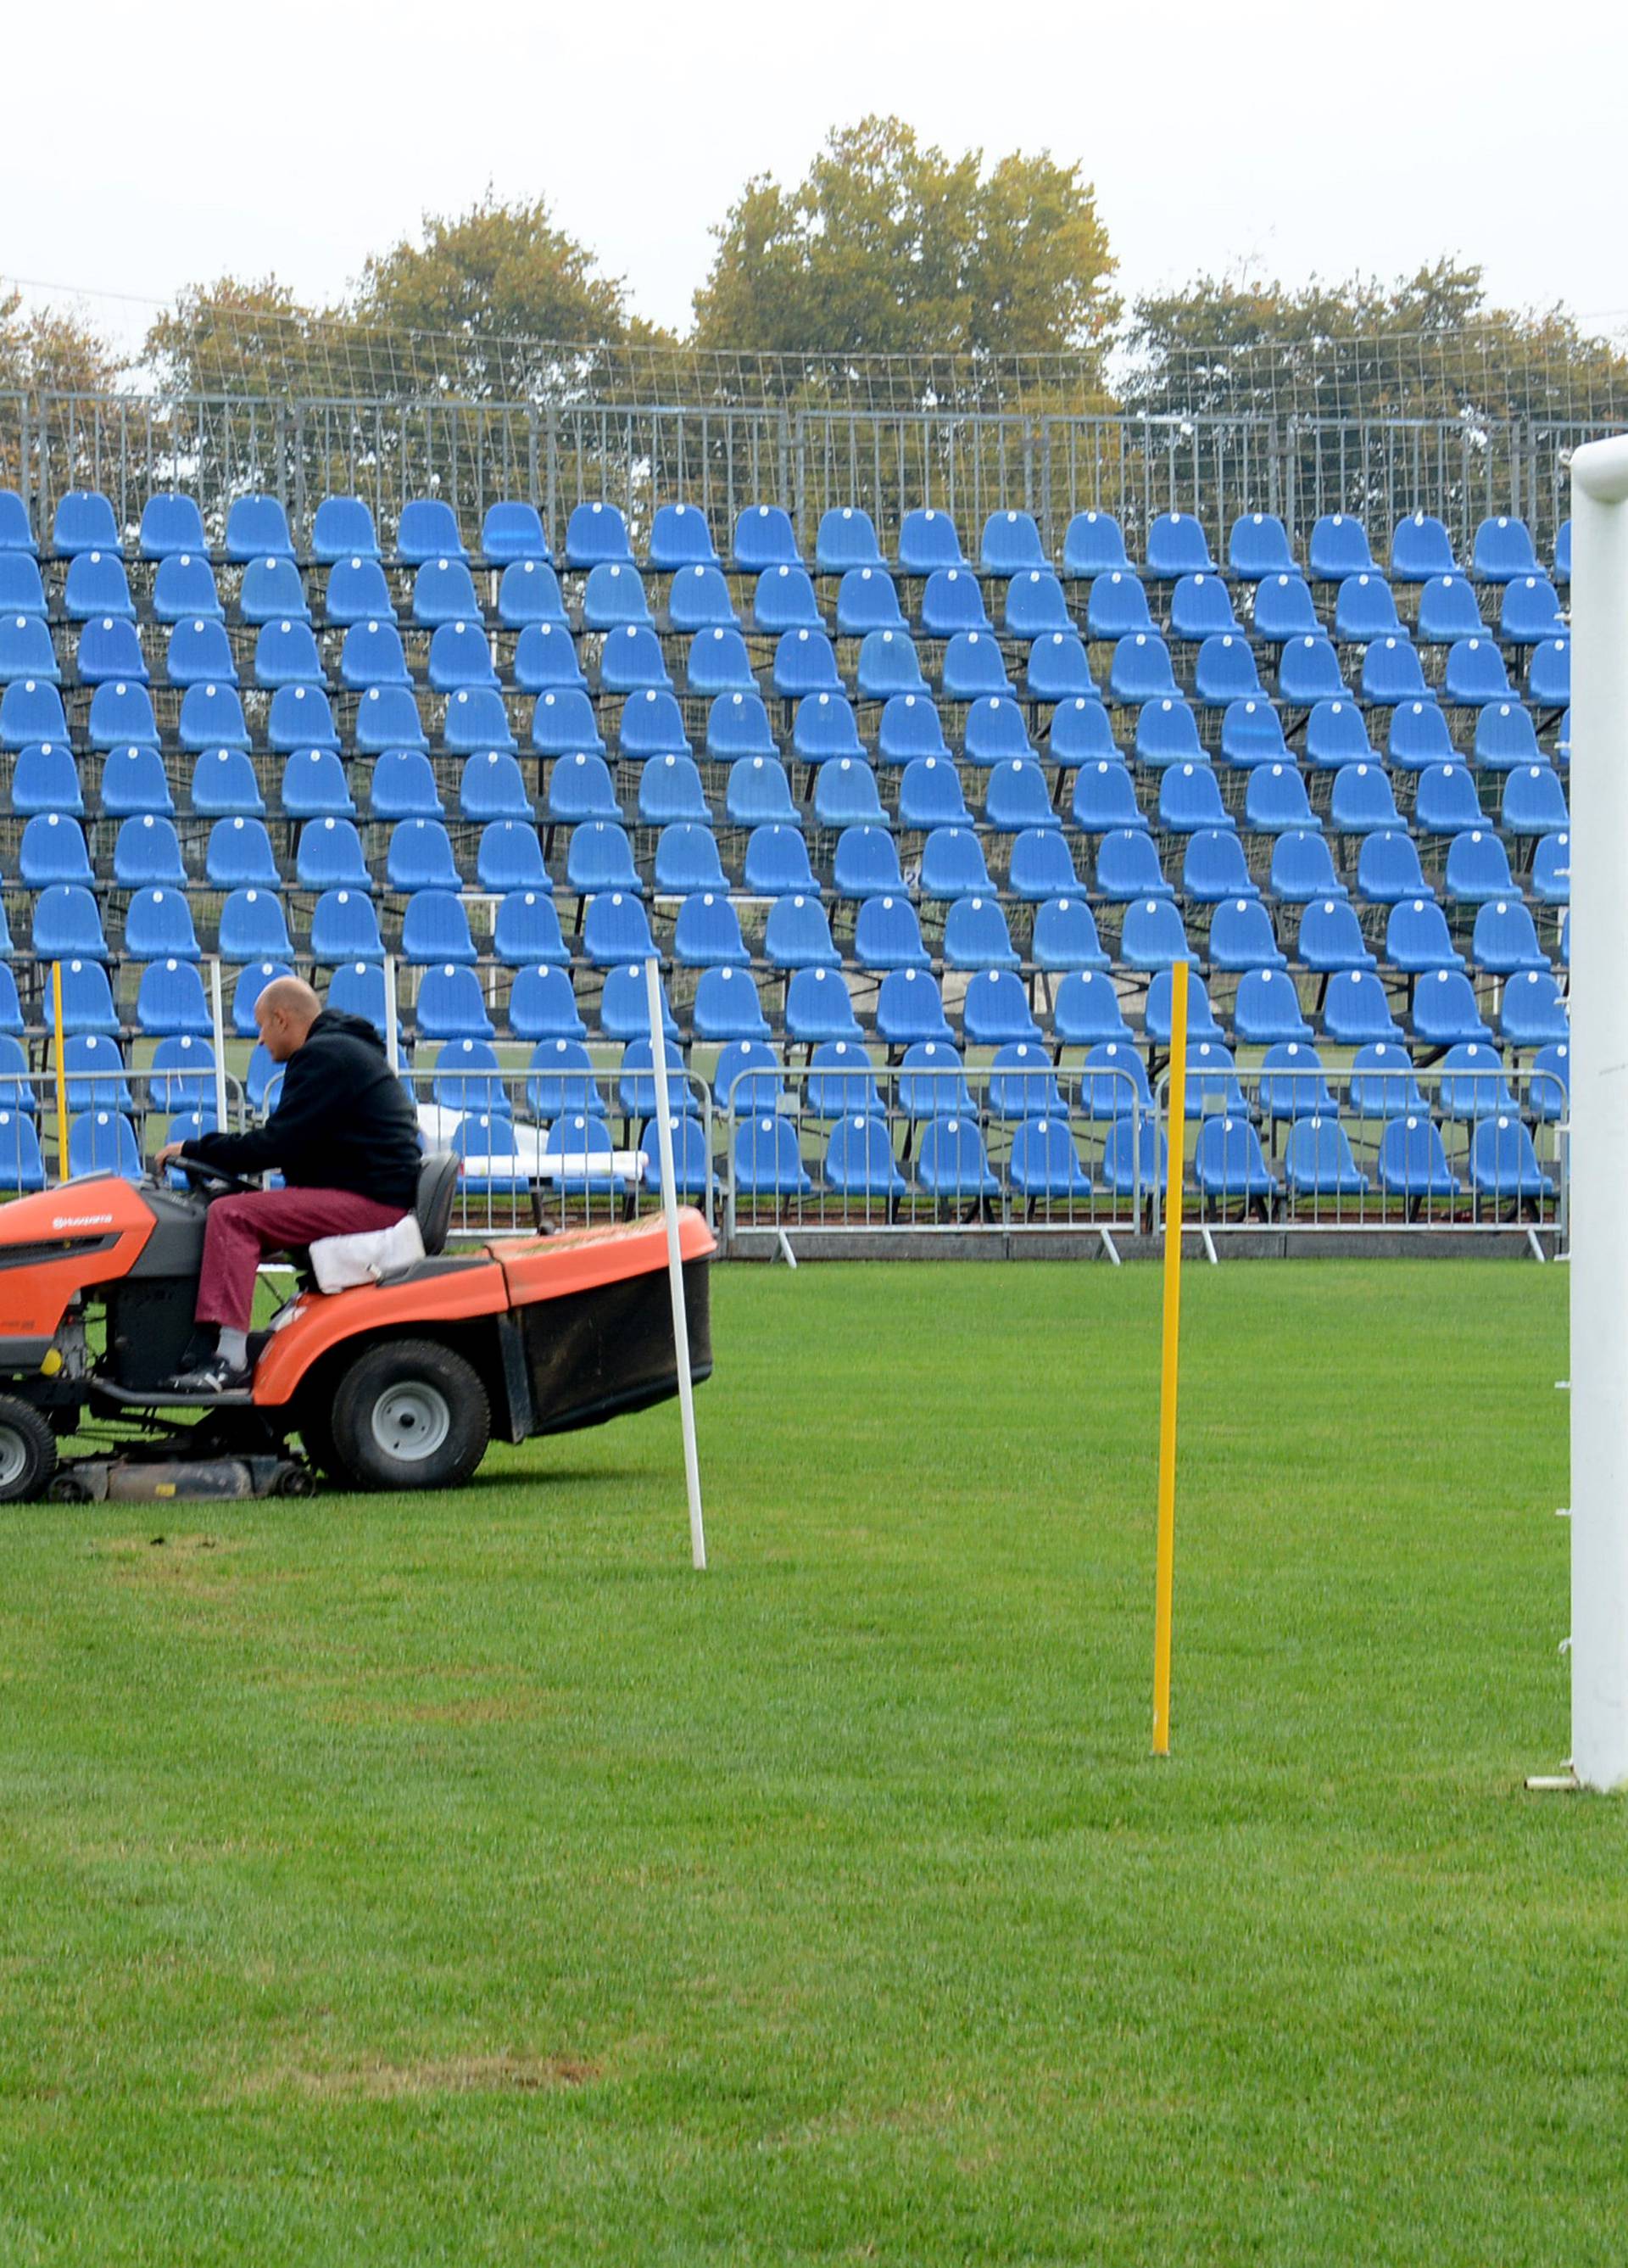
(164, 1355, 252, 1397)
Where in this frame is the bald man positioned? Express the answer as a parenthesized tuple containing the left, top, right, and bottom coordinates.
(153, 978, 423, 1394)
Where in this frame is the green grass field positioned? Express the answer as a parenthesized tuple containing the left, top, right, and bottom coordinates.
(1, 1257, 1610, 2265)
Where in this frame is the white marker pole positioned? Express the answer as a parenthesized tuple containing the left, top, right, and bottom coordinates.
(382, 952, 401, 1076)
(1569, 436, 1628, 1790)
(644, 954, 706, 1571)
(208, 958, 229, 1131)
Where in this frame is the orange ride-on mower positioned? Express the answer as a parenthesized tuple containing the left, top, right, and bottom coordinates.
(0, 1154, 715, 1503)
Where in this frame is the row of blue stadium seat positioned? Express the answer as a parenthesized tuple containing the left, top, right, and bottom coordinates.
(0, 488, 1572, 586)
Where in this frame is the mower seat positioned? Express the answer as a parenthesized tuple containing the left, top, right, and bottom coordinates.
(416, 1149, 459, 1256)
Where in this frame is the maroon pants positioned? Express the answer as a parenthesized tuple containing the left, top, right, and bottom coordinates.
(195, 1188, 410, 1332)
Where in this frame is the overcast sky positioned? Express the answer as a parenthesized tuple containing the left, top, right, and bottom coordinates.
(5, 0, 1622, 354)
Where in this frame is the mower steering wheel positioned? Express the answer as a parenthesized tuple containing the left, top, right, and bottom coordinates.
(171, 1155, 260, 1197)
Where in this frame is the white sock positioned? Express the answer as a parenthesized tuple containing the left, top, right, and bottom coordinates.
(216, 1327, 248, 1368)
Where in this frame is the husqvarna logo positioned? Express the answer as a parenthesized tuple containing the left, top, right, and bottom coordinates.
(49, 1214, 114, 1231)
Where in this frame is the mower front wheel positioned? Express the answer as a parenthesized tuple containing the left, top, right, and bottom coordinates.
(328, 1339, 490, 1492)
(0, 1395, 59, 1502)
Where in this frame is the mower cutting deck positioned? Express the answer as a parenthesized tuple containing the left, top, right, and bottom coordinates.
(0, 1157, 714, 1502)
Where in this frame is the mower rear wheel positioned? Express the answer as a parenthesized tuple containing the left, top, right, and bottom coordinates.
(0, 1395, 59, 1502)
(328, 1339, 489, 1492)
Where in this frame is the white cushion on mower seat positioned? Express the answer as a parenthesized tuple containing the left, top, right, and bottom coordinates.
(309, 1213, 426, 1293)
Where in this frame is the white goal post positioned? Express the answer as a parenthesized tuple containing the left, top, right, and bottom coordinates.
(1568, 436, 1628, 1789)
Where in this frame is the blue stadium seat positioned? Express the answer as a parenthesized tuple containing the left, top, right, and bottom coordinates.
(1194, 634, 1263, 707)
(1025, 633, 1097, 703)
(460, 751, 532, 822)
(919, 826, 991, 901)
(1391, 512, 1459, 582)
(431, 1038, 505, 1113)
(1323, 971, 1404, 1046)
(620, 1039, 698, 1120)
(754, 564, 820, 635)
(1079, 1040, 1154, 1120)
(1251, 573, 1319, 642)
(508, 962, 583, 1036)
(398, 499, 467, 566)
(744, 823, 819, 897)
(1006, 828, 1079, 899)
(854, 628, 926, 701)
(733, 1113, 811, 1198)
(124, 887, 200, 962)
(497, 559, 567, 628)
(223, 495, 293, 563)
(0, 556, 46, 617)
(1296, 897, 1376, 972)
(0, 491, 37, 557)
(1530, 638, 1570, 708)
(792, 690, 864, 765)
(1283, 1115, 1369, 1197)
(475, 820, 549, 896)
(297, 815, 371, 891)
(1060, 510, 1130, 581)
(1182, 828, 1256, 902)
(943, 896, 1019, 973)
(1442, 637, 1511, 707)
(1413, 974, 1492, 1050)
(1473, 701, 1542, 772)
(1145, 968, 1223, 1045)
(1307, 514, 1375, 582)
(1086, 568, 1153, 640)
(1160, 762, 1234, 835)
(1004, 570, 1073, 640)
(962, 695, 1032, 768)
(1119, 897, 1191, 971)
(667, 564, 739, 635)
(114, 813, 186, 887)
(230, 961, 290, 1037)
(1215, 698, 1296, 771)
(63, 549, 134, 622)
(566, 501, 633, 572)
(1356, 829, 1429, 905)
(581, 891, 655, 968)
(816, 763, 889, 835)
(20, 811, 93, 888)
(67, 1111, 142, 1181)
(1413, 762, 1484, 836)
(878, 692, 951, 766)
(915, 1114, 1000, 1200)
(1031, 896, 1110, 973)
(1501, 575, 1564, 645)
(941, 632, 1014, 701)
(1244, 763, 1318, 834)
(1311, 698, 1384, 776)
(1108, 634, 1179, 707)
(53, 489, 120, 559)
(140, 493, 205, 560)
(77, 617, 149, 685)
(269, 682, 339, 751)
(601, 626, 674, 695)
(1096, 827, 1169, 901)
(146, 1028, 215, 1098)
(1530, 831, 1569, 906)
(1443, 828, 1514, 903)
(427, 622, 497, 692)
(988, 1041, 1066, 1120)
(1099, 1113, 1167, 1198)
(309, 888, 383, 964)
(1346, 1041, 1424, 1115)
(875, 968, 953, 1046)
(1192, 1114, 1279, 1206)
(1530, 1042, 1569, 1122)
(732, 505, 800, 574)
(1361, 636, 1432, 705)
(566, 820, 642, 897)
(805, 1043, 883, 1123)
(772, 627, 841, 699)
(639, 1113, 711, 1201)
(1553, 521, 1572, 584)
(920, 568, 990, 638)
(1169, 573, 1240, 641)
(341, 619, 410, 690)
(1386, 700, 1455, 774)
(1276, 635, 1349, 706)
(711, 1039, 783, 1117)
(1146, 512, 1213, 578)
(546, 752, 619, 829)
(673, 891, 750, 969)
(1329, 763, 1401, 834)
(526, 1039, 605, 1120)
(1436, 1041, 1515, 1120)
(853, 895, 931, 972)
(1333, 573, 1402, 644)
(11, 740, 82, 818)
(1503, 763, 1569, 836)
(482, 501, 549, 566)
(313, 497, 379, 564)
(1386, 895, 1464, 972)
(254, 618, 326, 689)
(387, 818, 461, 893)
(1500, 969, 1568, 1047)
(240, 556, 309, 627)
(1232, 968, 1313, 1043)
(53, 958, 119, 1033)
(980, 510, 1045, 578)
(843, 562, 906, 634)
(280, 747, 354, 819)
(647, 502, 718, 572)
(1051, 972, 1130, 1047)
(705, 690, 776, 761)
(449, 1111, 530, 1197)
(1207, 896, 1286, 972)
(1071, 759, 1145, 834)
(400, 890, 476, 967)
(785, 966, 861, 1042)
(1414, 573, 1483, 645)
(413, 556, 482, 627)
(1469, 1114, 1553, 1201)
(218, 886, 292, 964)
(694, 966, 771, 1042)
(1471, 514, 1537, 583)
(0, 1035, 37, 1114)
(817, 506, 884, 576)
(896, 508, 967, 575)
(88, 680, 159, 748)
(639, 751, 711, 825)
(653, 823, 725, 896)
(897, 1041, 973, 1118)
(369, 749, 442, 821)
(725, 755, 800, 830)
(1229, 513, 1296, 579)
(515, 621, 588, 693)
(1472, 897, 1547, 975)
(99, 744, 173, 816)
(532, 687, 606, 757)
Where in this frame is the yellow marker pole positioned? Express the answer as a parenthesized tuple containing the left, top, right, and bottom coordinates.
(50, 959, 70, 1184)
(1152, 955, 1190, 1757)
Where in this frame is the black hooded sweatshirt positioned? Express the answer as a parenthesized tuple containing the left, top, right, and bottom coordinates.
(182, 1009, 422, 1209)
